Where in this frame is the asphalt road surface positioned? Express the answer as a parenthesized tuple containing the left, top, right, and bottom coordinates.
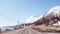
(1, 27, 60, 34)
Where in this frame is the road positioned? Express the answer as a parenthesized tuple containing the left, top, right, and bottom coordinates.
(1, 27, 60, 34)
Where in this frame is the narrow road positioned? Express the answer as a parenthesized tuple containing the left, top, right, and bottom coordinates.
(1, 27, 40, 34)
(1, 27, 60, 34)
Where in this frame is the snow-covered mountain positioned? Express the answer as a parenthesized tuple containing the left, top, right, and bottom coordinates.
(24, 6, 60, 25)
(25, 15, 42, 23)
(46, 6, 60, 17)
(45, 6, 60, 25)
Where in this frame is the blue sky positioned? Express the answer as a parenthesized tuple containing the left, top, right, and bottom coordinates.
(0, 0, 60, 27)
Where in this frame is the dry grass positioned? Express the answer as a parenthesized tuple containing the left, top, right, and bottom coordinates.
(37, 25, 56, 32)
(31, 25, 60, 32)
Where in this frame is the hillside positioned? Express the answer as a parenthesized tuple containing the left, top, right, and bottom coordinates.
(33, 6, 60, 26)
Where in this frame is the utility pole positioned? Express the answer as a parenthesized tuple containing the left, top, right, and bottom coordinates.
(18, 20, 19, 25)
(24, 23, 25, 28)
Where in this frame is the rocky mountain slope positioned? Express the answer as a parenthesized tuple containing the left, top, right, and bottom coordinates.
(34, 6, 60, 26)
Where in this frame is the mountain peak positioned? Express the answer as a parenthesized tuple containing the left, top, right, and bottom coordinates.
(46, 6, 60, 17)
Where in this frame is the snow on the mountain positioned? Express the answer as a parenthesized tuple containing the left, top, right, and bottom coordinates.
(25, 15, 39, 23)
(53, 21, 60, 25)
(46, 6, 60, 25)
(46, 6, 60, 16)
(25, 15, 42, 23)
(34, 16, 42, 21)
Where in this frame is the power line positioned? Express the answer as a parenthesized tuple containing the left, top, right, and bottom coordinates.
(0, 14, 17, 21)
